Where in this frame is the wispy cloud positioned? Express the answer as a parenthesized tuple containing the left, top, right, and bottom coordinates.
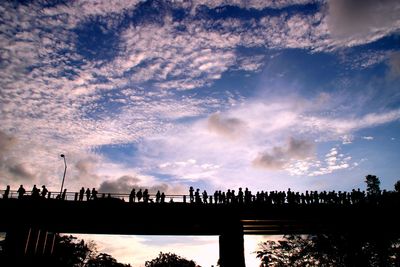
(134, 95, 400, 189)
(362, 136, 374, 141)
(1, 0, 399, 191)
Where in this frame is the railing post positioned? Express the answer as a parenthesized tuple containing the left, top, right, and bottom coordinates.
(183, 195, 186, 203)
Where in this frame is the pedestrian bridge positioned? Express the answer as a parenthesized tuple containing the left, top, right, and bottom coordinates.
(1, 196, 399, 267)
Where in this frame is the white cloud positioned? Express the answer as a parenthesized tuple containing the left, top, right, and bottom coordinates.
(308, 147, 352, 176)
(362, 136, 374, 141)
(133, 95, 400, 189)
(303, 109, 400, 138)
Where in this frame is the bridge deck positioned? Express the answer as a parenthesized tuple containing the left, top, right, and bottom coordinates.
(1, 198, 399, 236)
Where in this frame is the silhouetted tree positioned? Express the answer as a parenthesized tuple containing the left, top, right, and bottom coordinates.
(49, 235, 130, 267)
(365, 175, 381, 195)
(53, 235, 94, 267)
(256, 234, 400, 267)
(87, 253, 131, 267)
(395, 180, 400, 193)
(145, 252, 200, 267)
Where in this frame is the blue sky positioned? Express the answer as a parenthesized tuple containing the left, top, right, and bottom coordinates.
(1, 0, 400, 266)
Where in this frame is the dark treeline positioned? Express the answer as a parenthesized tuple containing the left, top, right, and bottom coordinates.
(0, 234, 131, 267)
(256, 175, 400, 267)
(0, 234, 202, 267)
(256, 233, 400, 267)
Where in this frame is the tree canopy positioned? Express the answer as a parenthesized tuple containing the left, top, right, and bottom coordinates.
(256, 175, 400, 267)
(50, 235, 131, 267)
(256, 234, 400, 267)
(395, 180, 400, 193)
(145, 252, 200, 267)
(365, 175, 381, 195)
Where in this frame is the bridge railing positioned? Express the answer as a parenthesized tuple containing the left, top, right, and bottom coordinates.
(0, 190, 189, 203)
(1, 189, 399, 206)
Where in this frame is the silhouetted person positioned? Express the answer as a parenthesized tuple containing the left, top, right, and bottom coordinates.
(137, 189, 143, 202)
(17, 185, 26, 199)
(195, 189, 201, 204)
(214, 190, 219, 204)
(202, 190, 208, 204)
(221, 191, 226, 204)
(85, 188, 91, 201)
(3, 185, 10, 199)
(160, 192, 166, 203)
(189, 186, 194, 203)
(226, 189, 232, 203)
(238, 188, 244, 204)
(79, 187, 85, 201)
(41, 185, 48, 198)
(31, 185, 40, 199)
(61, 189, 67, 200)
(156, 190, 161, 203)
(91, 188, 97, 200)
(143, 189, 149, 203)
(129, 188, 136, 203)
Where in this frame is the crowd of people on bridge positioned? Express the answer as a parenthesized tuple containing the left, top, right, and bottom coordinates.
(190, 187, 392, 205)
(1, 184, 399, 206)
(128, 188, 167, 203)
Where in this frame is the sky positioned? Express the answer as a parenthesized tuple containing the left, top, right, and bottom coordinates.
(1, 0, 400, 266)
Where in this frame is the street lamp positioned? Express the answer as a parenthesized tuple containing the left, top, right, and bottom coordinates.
(60, 154, 67, 197)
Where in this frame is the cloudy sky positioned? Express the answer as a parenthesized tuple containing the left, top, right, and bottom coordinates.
(1, 0, 400, 266)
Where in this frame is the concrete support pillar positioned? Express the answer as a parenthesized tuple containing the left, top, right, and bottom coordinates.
(3, 227, 55, 266)
(219, 223, 246, 267)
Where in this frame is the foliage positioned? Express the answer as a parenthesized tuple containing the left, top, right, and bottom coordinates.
(53, 235, 93, 267)
(87, 253, 131, 267)
(51, 235, 130, 267)
(145, 252, 200, 267)
(395, 180, 400, 193)
(256, 234, 400, 267)
(365, 175, 381, 195)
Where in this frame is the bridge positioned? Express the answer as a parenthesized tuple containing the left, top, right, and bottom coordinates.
(1, 191, 399, 267)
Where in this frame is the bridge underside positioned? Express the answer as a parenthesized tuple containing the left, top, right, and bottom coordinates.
(1, 199, 399, 267)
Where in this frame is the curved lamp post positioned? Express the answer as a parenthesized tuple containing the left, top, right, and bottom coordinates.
(60, 154, 67, 197)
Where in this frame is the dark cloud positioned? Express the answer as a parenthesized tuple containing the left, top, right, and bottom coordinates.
(73, 158, 102, 187)
(388, 52, 400, 78)
(287, 137, 315, 159)
(327, 0, 400, 38)
(0, 131, 35, 181)
(207, 113, 246, 139)
(253, 138, 315, 170)
(98, 175, 141, 193)
(8, 163, 35, 181)
(98, 175, 185, 195)
(0, 130, 17, 156)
